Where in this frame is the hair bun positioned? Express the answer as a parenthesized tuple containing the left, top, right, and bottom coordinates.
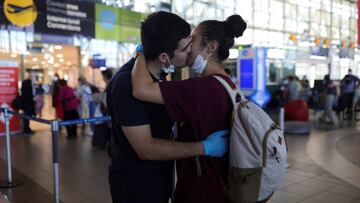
(225, 15, 247, 38)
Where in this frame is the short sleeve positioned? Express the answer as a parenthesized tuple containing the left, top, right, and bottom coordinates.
(159, 79, 197, 122)
(110, 77, 149, 126)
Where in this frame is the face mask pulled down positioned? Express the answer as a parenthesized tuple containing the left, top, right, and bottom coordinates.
(161, 56, 175, 74)
(191, 47, 211, 76)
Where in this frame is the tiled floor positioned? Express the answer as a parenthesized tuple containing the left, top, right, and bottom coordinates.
(0, 116, 358, 203)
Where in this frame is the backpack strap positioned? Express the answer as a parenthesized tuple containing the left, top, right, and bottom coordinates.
(212, 75, 246, 105)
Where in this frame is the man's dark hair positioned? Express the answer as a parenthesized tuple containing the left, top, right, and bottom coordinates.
(141, 11, 191, 60)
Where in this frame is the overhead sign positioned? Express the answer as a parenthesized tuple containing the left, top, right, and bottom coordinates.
(95, 4, 120, 41)
(34, 0, 95, 37)
(3, 0, 37, 27)
(118, 8, 145, 43)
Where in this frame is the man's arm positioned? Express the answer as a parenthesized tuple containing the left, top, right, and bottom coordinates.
(122, 125, 228, 160)
(132, 53, 164, 104)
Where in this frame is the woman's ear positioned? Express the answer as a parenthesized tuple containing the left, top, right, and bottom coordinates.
(208, 41, 219, 53)
(158, 53, 169, 64)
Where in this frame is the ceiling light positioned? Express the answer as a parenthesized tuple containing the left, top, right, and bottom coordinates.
(11, 54, 17, 58)
(59, 59, 64, 62)
(54, 45, 63, 50)
(32, 58, 38, 61)
(56, 54, 63, 58)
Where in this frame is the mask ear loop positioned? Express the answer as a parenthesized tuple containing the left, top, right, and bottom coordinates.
(201, 45, 212, 61)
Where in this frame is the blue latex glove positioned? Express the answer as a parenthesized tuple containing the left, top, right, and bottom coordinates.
(133, 44, 144, 58)
(201, 130, 229, 157)
(135, 44, 143, 53)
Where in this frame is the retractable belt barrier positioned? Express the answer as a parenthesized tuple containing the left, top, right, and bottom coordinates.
(0, 107, 284, 203)
(0, 107, 111, 203)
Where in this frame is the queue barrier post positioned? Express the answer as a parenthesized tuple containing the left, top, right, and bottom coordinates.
(0, 107, 23, 188)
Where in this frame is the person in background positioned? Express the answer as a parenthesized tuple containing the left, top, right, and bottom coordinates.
(76, 77, 93, 135)
(58, 79, 79, 138)
(299, 77, 311, 101)
(287, 76, 299, 102)
(20, 79, 35, 134)
(339, 68, 359, 117)
(34, 83, 45, 117)
(319, 75, 338, 126)
(51, 74, 63, 120)
(92, 69, 113, 148)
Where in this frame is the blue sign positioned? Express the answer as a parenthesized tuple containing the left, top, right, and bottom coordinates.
(239, 58, 254, 89)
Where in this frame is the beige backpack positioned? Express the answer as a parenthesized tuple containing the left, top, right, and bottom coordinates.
(213, 75, 287, 203)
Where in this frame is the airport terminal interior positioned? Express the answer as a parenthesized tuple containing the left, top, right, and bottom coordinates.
(0, 0, 359, 202)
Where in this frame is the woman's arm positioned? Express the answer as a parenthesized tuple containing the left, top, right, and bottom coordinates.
(131, 53, 164, 104)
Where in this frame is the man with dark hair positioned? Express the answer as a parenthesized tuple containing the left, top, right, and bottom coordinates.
(107, 11, 228, 203)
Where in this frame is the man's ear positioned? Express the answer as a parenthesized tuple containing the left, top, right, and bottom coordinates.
(158, 53, 169, 64)
(208, 41, 219, 53)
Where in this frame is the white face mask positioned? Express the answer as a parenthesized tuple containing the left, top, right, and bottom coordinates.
(191, 46, 210, 76)
(161, 56, 175, 74)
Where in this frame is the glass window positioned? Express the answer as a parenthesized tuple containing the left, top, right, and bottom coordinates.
(322, 0, 332, 12)
(268, 31, 284, 46)
(269, 16, 284, 31)
(235, 28, 253, 45)
(297, 21, 309, 34)
(285, 3, 297, 19)
(253, 29, 269, 46)
(323, 12, 331, 26)
(310, 0, 321, 9)
(254, 12, 269, 29)
(236, 0, 253, 13)
(310, 9, 321, 24)
(310, 23, 320, 36)
(333, 16, 340, 28)
(341, 29, 350, 39)
(269, 0, 283, 17)
(332, 27, 340, 40)
(285, 19, 297, 32)
(298, 6, 309, 22)
(341, 18, 350, 30)
(320, 25, 330, 38)
(242, 12, 254, 27)
(254, 0, 269, 13)
(351, 19, 357, 32)
(351, 32, 356, 42)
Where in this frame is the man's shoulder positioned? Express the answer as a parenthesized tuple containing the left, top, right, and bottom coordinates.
(109, 59, 135, 89)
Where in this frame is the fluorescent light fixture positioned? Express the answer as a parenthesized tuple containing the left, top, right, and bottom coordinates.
(11, 54, 17, 58)
(59, 59, 64, 62)
(54, 45, 62, 50)
(32, 58, 38, 61)
(56, 54, 63, 58)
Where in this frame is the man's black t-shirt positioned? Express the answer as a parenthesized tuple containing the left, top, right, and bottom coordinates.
(107, 58, 173, 202)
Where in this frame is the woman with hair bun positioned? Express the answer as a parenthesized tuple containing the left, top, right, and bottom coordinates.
(132, 15, 247, 203)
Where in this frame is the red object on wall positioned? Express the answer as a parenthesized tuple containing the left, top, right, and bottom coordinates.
(0, 61, 21, 135)
(285, 99, 309, 122)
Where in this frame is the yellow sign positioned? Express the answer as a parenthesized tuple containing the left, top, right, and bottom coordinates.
(4, 0, 37, 27)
